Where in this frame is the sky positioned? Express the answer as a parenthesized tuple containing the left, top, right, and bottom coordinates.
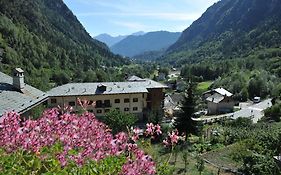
(63, 0, 219, 37)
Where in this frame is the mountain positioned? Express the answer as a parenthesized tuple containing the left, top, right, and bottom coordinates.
(164, 0, 281, 65)
(95, 34, 127, 47)
(94, 31, 146, 47)
(110, 31, 181, 58)
(131, 31, 146, 36)
(0, 0, 128, 90)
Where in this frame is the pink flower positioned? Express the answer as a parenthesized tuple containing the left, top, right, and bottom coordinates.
(155, 124, 162, 135)
(0, 109, 156, 174)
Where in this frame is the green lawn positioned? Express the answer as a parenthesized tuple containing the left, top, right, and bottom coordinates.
(196, 81, 213, 94)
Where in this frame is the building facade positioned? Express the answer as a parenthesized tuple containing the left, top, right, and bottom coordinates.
(203, 88, 235, 115)
(47, 76, 167, 120)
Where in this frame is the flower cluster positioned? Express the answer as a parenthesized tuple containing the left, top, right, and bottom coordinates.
(145, 123, 162, 138)
(0, 109, 155, 174)
(163, 130, 180, 147)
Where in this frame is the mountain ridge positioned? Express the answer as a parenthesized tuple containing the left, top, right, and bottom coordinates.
(164, 0, 281, 65)
(0, 0, 128, 89)
(111, 31, 181, 58)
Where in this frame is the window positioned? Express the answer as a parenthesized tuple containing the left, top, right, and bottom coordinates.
(105, 109, 110, 113)
(96, 100, 102, 108)
(89, 100, 94, 105)
(51, 98, 57, 104)
(115, 99, 120, 103)
(97, 109, 102, 114)
(124, 108, 130, 112)
(124, 98, 130, 103)
(133, 98, 138, 102)
(88, 110, 94, 113)
(133, 107, 138, 111)
(115, 108, 120, 111)
(104, 100, 111, 107)
(69, 101, 75, 106)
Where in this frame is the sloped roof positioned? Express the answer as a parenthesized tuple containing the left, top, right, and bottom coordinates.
(206, 93, 225, 103)
(48, 79, 168, 97)
(0, 71, 48, 116)
(127, 75, 145, 82)
(164, 95, 176, 108)
(204, 87, 233, 97)
(214, 88, 233, 97)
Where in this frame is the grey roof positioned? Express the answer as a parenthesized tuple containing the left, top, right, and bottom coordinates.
(48, 79, 168, 97)
(170, 93, 184, 104)
(0, 71, 48, 116)
(206, 93, 225, 103)
(164, 95, 176, 109)
(15, 68, 24, 73)
(204, 87, 233, 97)
(127, 75, 145, 82)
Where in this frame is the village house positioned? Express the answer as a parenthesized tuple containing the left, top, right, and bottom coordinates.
(0, 68, 48, 117)
(203, 88, 235, 115)
(47, 76, 167, 120)
(163, 93, 184, 117)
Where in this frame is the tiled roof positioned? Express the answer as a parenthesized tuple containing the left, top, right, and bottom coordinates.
(0, 71, 48, 116)
(48, 79, 168, 97)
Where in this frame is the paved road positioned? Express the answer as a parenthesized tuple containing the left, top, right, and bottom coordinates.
(230, 99, 272, 123)
(193, 99, 272, 123)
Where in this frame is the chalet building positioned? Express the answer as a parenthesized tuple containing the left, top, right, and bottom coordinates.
(0, 68, 48, 117)
(47, 76, 167, 120)
(203, 88, 235, 115)
(163, 93, 184, 117)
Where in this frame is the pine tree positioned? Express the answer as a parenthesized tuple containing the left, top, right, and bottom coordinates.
(174, 83, 197, 139)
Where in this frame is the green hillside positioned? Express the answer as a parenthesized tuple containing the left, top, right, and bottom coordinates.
(111, 31, 181, 58)
(0, 0, 128, 90)
(163, 0, 281, 66)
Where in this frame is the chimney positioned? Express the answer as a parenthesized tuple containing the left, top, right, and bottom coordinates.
(13, 68, 25, 92)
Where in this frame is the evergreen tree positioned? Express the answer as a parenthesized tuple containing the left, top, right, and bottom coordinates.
(174, 83, 197, 139)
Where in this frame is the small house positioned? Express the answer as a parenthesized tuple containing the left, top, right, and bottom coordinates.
(203, 88, 234, 115)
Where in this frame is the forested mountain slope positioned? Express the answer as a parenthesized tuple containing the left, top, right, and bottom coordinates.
(164, 0, 281, 65)
(111, 31, 181, 57)
(0, 0, 128, 90)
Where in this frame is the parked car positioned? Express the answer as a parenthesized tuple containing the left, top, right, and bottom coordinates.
(253, 96, 261, 103)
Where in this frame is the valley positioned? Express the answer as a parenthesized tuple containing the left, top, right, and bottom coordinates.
(1, 0, 281, 174)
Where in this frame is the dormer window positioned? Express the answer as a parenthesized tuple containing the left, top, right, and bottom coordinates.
(97, 84, 107, 92)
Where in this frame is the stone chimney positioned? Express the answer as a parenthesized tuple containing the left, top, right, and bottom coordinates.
(13, 68, 25, 92)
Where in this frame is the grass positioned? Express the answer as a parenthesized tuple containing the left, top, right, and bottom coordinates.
(201, 144, 241, 172)
(138, 140, 235, 175)
(196, 81, 213, 94)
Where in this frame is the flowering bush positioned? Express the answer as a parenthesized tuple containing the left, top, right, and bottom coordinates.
(163, 130, 180, 148)
(0, 108, 155, 174)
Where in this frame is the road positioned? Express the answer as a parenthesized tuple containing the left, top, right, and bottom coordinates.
(193, 99, 272, 123)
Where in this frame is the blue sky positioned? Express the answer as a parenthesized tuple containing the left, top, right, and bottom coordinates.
(63, 0, 219, 37)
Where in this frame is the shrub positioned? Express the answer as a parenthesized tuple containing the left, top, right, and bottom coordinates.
(0, 109, 155, 174)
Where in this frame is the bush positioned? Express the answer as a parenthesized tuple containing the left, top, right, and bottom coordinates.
(103, 109, 138, 134)
(0, 109, 155, 174)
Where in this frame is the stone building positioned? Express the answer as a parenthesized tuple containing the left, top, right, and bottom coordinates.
(48, 76, 167, 120)
(203, 88, 235, 115)
(0, 68, 48, 117)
